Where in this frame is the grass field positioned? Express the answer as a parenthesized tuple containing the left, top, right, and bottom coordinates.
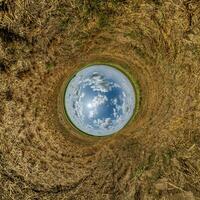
(0, 0, 200, 199)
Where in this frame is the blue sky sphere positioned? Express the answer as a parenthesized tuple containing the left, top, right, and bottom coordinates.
(64, 65, 136, 136)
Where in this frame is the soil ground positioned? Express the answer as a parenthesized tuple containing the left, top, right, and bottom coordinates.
(0, 0, 200, 199)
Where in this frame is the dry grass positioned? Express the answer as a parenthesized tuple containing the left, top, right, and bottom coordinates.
(0, 0, 200, 199)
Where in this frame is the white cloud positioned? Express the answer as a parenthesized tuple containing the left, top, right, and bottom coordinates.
(113, 108, 121, 119)
(82, 72, 116, 93)
(73, 100, 83, 120)
(91, 73, 104, 81)
(115, 115, 123, 124)
(113, 82, 121, 89)
(90, 82, 111, 93)
(112, 98, 118, 106)
(88, 110, 98, 118)
(71, 90, 85, 122)
(89, 94, 108, 108)
(89, 111, 94, 118)
(113, 108, 117, 118)
(80, 92, 85, 99)
(87, 94, 108, 119)
(94, 118, 112, 129)
(122, 100, 131, 114)
(116, 104, 122, 112)
(123, 92, 126, 97)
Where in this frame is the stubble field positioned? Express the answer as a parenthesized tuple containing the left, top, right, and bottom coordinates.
(0, 0, 200, 199)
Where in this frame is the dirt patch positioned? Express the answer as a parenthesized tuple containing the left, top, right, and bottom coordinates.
(0, 0, 200, 199)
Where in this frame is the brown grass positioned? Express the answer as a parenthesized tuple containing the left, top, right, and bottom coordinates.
(0, 0, 200, 199)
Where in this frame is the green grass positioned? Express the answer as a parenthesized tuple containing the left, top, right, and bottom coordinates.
(59, 19, 70, 31)
(133, 152, 157, 180)
(98, 14, 109, 28)
(46, 62, 54, 70)
(162, 149, 175, 165)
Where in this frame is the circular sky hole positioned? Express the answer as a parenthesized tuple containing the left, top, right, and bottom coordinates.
(64, 64, 136, 137)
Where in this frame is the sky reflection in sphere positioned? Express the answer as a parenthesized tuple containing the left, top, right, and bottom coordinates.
(65, 65, 136, 136)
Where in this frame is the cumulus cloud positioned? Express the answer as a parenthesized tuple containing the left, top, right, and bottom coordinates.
(87, 94, 108, 119)
(91, 72, 104, 81)
(115, 115, 123, 124)
(94, 118, 112, 129)
(113, 82, 121, 89)
(113, 108, 120, 119)
(73, 100, 83, 120)
(111, 98, 123, 114)
(113, 108, 117, 118)
(89, 94, 108, 108)
(82, 72, 121, 93)
(71, 89, 85, 122)
(123, 91, 127, 97)
(122, 99, 131, 114)
(90, 82, 111, 93)
(111, 98, 118, 106)
(88, 110, 98, 118)
(116, 104, 122, 112)
(88, 111, 95, 118)
(80, 92, 85, 99)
